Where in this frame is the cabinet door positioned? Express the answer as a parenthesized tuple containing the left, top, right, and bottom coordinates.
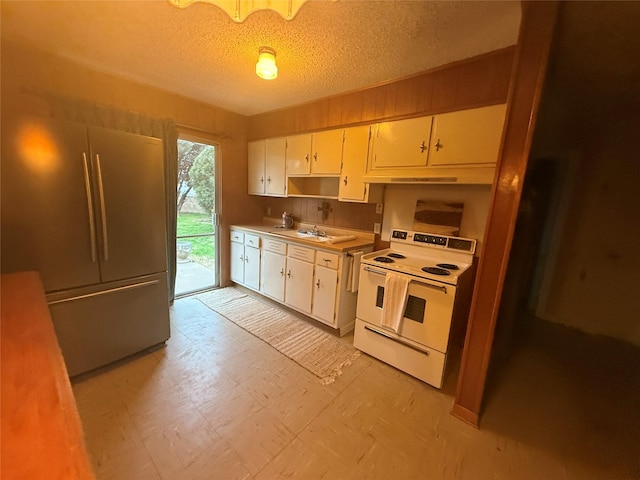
(429, 104, 506, 166)
(265, 137, 286, 196)
(339, 126, 371, 202)
(311, 129, 343, 174)
(370, 116, 433, 168)
(248, 140, 266, 194)
(286, 134, 312, 175)
(312, 266, 338, 325)
(244, 246, 261, 290)
(285, 257, 314, 314)
(0, 116, 101, 291)
(261, 251, 286, 301)
(230, 242, 245, 284)
(89, 126, 167, 282)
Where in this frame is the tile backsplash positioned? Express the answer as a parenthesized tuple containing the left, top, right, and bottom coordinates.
(258, 197, 380, 232)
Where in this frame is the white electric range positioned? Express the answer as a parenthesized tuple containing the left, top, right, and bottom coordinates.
(353, 228, 477, 388)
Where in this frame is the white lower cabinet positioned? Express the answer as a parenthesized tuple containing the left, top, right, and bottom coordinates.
(230, 230, 260, 291)
(284, 250, 315, 314)
(232, 227, 367, 336)
(312, 265, 338, 325)
(261, 238, 287, 302)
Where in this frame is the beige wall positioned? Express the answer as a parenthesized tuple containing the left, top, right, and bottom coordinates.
(535, 112, 640, 346)
(1, 40, 261, 286)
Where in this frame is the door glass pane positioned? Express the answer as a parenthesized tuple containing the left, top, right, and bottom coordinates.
(176, 139, 217, 296)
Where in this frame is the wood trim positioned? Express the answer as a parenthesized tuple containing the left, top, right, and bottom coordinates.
(452, 1, 560, 426)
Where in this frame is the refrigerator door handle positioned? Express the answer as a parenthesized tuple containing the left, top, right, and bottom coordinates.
(82, 153, 97, 263)
(95, 154, 109, 261)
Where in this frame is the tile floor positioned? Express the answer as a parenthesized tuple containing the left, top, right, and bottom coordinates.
(72, 295, 639, 479)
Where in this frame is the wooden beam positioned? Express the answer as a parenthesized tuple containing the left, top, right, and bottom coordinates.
(452, 1, 560, 426)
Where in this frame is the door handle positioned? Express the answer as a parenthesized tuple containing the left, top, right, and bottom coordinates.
(82, 153, 97, 263)
(94, 154, 109, 261)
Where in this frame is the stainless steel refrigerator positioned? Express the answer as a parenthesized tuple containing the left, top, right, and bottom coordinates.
(1, 114, 170, 376)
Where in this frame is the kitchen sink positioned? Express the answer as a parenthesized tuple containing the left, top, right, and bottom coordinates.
(274, 229, 332, 242)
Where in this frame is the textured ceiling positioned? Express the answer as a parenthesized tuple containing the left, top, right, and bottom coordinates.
(0, 1, 521, 116)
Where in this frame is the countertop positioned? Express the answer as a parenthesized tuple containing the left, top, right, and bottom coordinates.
(1, 271, 94, 480)
(231, 223, 375, 253)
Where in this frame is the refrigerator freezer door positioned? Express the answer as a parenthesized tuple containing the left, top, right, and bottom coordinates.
(89, 127, 168, 282)
(47, 272, 170, 376)
(1, 115, 101, 291)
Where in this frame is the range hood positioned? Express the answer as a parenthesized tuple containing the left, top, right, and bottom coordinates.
(364, 166, 496, 185)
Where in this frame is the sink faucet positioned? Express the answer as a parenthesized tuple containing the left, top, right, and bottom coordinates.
(311, 225, 326, 237)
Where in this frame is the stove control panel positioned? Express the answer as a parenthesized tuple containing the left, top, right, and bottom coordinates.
(390, 229, 476, 254)
(414, 233, 447, 246)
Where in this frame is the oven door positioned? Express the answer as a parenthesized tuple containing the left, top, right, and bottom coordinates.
(356, 264, 456, 353)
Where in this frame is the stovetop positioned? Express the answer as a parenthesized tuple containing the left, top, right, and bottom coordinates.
(360, 229, 476, 285)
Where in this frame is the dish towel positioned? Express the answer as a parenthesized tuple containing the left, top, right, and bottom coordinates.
(349, 251, 363, 292)
(381, 272, 410, 333)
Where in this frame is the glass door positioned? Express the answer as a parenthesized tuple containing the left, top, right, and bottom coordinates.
(175, 136, 219, 296)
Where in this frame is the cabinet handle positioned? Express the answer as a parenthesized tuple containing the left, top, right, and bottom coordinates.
(323, 258, 332, 264)
(419, 141, 427, 153)
(280, 268, 284, 276)
(434, 139, 443, 151)
(316, 279, 321, 288)
(248, 240, 253, 245)
(267, 176, 271, 183)
(314, 152, 318, 161)
(260, 176, 264, 184)
(305, 154, 309, 163)
(244, 255, 249, 263)
(343, 176, 348, 186)
(287, 270, 292, 278)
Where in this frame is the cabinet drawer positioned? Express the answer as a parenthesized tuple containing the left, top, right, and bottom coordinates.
(263, 238, 287, 255)
(287, 244, 315, 263)
(245, 234, 261, 248)
(315, 252, 340, 270)
(230, 230, 244, 244)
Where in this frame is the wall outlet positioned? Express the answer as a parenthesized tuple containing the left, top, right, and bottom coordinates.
(376, 203, 384, 214)
(267, 206, 272, 216)
(374, 223, 381, 234)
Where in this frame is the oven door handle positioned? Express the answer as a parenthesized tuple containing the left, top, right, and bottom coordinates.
(363, 266, 448, 294)
(364, 325, 429, 356)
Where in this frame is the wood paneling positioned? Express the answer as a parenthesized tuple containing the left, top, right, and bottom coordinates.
(248, 47, 515, 140)
(452, 1, 559, 427)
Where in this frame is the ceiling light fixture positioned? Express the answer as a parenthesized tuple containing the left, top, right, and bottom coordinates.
(168, 0, 308, 23)
(256, 47, 278, 80)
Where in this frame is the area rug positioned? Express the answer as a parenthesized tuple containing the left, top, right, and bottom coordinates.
(196, 287, 360, 384)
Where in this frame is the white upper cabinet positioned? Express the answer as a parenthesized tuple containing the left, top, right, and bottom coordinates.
(247, 140, 266, 195)
(248, 138, 286, 196)
(339, 125, 371, 202)
(370, 116, 434, 169)
(428, 104, 507, 167)
(265, 137, 286, 195)
(286, 130, 343, 175)
(286, 133, 313, 175)
(310, 129, 343, 174)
